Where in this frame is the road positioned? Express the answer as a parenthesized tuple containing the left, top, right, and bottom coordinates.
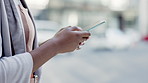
(40, 41, 148, 83)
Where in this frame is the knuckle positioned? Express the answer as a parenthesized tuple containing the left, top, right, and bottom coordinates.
(88, 33, 91, 36)
(75, 33, 81, 37)
(85, 32, 91, 36)
(72, 26, 78, 29)
(77, 27, 83, 30)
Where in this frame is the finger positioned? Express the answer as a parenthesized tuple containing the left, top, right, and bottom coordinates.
(82, 37, 89, 41)
(79, 37, 88, 43)
(74, 31, 91, 38)
(66, 26, 72, 28)
(80, 31, 91, 38)
(68, 26, 83, 31)
(76, 45, 81, 50)
(58, 28, 65, 32)
(58, 26, 71, 32)
(79, 42, 85, 45)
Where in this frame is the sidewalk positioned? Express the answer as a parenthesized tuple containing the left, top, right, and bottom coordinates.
(40, 41, 148, 83)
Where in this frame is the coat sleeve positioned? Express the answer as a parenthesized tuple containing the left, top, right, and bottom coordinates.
(0, 34, 33, 83)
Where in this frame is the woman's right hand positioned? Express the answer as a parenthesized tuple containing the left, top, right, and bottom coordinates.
(30, 26, 90, 72)
(51, 26, 91, 53)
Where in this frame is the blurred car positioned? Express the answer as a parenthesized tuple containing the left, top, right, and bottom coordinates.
(142, 35, 148, 41)
(105, 28, 141, 50)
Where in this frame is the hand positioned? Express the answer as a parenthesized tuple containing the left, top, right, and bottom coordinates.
(30, 26, 90, 72)
(51, 26, 91, 53)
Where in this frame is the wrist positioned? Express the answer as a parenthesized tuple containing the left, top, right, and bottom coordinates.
(48, 38, 61, 54)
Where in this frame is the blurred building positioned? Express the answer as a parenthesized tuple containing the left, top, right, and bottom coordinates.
(26, 0, 147, 37)
(138, 0, 148, 36)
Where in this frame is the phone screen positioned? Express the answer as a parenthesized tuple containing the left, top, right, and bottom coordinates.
(84, 21, 106, 31)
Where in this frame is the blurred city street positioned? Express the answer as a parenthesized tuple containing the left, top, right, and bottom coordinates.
(25, 0, 148, 83)
(40, 41, 148, 83)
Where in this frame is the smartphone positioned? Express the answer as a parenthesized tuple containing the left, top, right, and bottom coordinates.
(84, 20, 106, 31)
